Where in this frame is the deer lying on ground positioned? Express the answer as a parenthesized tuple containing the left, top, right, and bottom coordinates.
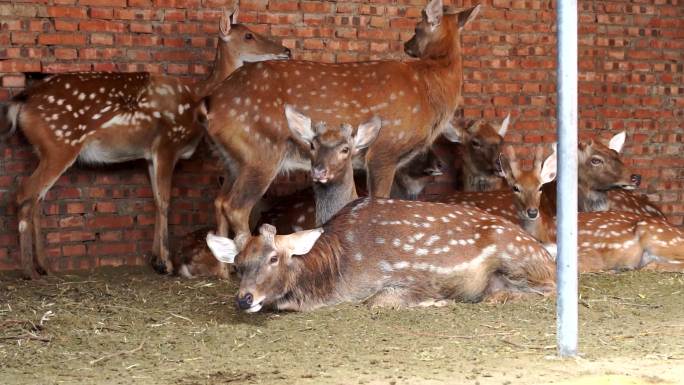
(499, 145, 683, 272)
(436, 130, 664, 221)
(207, 197, 556, 312)
(174, 140, 443, 278)
(1, 10, 290, 279)
(173, 106, 381, 278)
(444, 114, 509, 192)
(261, 146, 444, 234)
(203, 0, 480, 246)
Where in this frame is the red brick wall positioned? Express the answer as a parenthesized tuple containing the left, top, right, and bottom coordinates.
(1, 0, 683, 271)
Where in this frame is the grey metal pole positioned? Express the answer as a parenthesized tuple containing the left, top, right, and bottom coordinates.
(556, 0, 579, 357)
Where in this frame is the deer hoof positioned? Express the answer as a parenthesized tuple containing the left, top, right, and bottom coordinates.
(151, 259, 169, 275)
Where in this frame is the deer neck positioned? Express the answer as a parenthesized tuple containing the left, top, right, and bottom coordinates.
(519, 210, 556, 245)
(194, 43, 241, 100)
(275, 235, 348, 311)
(313, 168, 357, 226)
(578, 181, 609, 212)
(413, 27, 463, 132)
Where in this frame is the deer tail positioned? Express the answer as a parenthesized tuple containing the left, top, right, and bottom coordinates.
(1, 91, 28, 140)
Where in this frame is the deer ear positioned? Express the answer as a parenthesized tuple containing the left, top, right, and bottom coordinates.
(539, 149, 558, 185)
(352, 116, 381, 154)
(206, 232, 238, 264)
(498, 113, 510, 137)
(230, 7, 239, 24)
(424, 0, 443, 27)
(458, 4, 481, 30)
(219, 9, 232, 39)
(608, 131, 626, 153)
(285, 105, 315, 145)
(442, 121, 465, 143)
(276, 228, 324, 257)
(498, 152, 512, 179)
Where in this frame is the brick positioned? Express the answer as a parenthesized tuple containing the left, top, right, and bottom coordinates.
(86, 216, 134, 228)
(11, 32, 37, 45)
(80, 0, 126, 6)
(38, 33, 86, 46)
(47, 6, 87, 19)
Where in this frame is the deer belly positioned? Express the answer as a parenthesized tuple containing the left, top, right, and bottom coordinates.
(79, 140, 146, 164)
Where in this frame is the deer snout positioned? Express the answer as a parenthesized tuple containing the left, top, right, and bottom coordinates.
(284, 48, 292, 58)
(311, 167, 330, 184)
(526, 208, 539, 219)
(404, 40, 418, 58)
(236, 292, 253, 310)
(630, 174, 641, 187)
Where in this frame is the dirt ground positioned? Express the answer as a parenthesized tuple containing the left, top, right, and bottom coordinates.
(1, 267, 683, 385)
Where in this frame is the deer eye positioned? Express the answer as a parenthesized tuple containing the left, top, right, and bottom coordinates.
(512, 185, 521, 193)
(244, 33, 253, 40)
(472, 140, 481, 148)
(590, 157, 603, 165)
(269, 255, 278, 264)
(340, 146, 350, 154)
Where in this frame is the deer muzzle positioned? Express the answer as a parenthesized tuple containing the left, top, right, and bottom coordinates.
(311, 167, 331, 184)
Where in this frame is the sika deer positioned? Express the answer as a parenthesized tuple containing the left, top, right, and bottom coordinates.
(259, 138, 444, 234)
(204, 0, 481, 245)
(500, 145, 684, 272)
(575, 132, 664, 218)
(207, 198, 555, 312)
(1, 10, 290, 278)
(445, 114, 509, 192)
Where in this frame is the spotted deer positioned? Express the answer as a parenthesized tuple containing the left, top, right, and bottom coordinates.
(174, 147, 443, 278)
(206, 197, 555, 312)
(259, 129, 443, 234)
(1, 10, 290, 279)
(203, 0, 481, 245)
(500, 145, 684, 272)
(575, 132, 665, 218)
(437, 131, 664, 223)
(444, 114, 509, 192)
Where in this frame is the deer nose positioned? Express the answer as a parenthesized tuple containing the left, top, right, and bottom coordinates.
(236, 292, 253, 310)
(284, 48, 292, 57)
(311, 167, 328, 183)
(630, 174, 641, 186)
(527, 208, 539, 219)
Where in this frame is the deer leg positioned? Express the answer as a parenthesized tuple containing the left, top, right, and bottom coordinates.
(214, 172, 235, 238)
(16, 152, 77, 279)
(366, 156, 398, 198)
(220, 164, 280, 247)
(147, 149, 177, 274)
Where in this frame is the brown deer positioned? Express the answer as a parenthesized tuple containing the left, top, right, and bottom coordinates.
(206, 197, 555, 312)
(575, 132, 664, 218)
(203, 0, 481, 245)
(444, 114, 510, 192)
(173, 148, 443, 278)
(437, 131, 664, 222)
(1, 10, 290, 279)
(499, 145, 684, 272)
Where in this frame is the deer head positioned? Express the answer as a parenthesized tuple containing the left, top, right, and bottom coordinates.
(208, 8, 291, 90)
(448, 114, 510, 176)
(285, 105, 381, 185)
(207, 224, 323, 312)
(578, 131, 640, 191)
(404, 0, 481, 58)
(499, 145, 557, 221)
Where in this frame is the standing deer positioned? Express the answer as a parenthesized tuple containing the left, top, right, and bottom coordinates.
(444, 114, 510, 192)
(499, 145, 684, 272)
(207, 198, 556, 312)
(203, 0, 481, 245)
(1, 10, 291, 279)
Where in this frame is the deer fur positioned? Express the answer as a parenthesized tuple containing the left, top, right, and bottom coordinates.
(203, 0, 481, 246)
(207, 198, 556, 312)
